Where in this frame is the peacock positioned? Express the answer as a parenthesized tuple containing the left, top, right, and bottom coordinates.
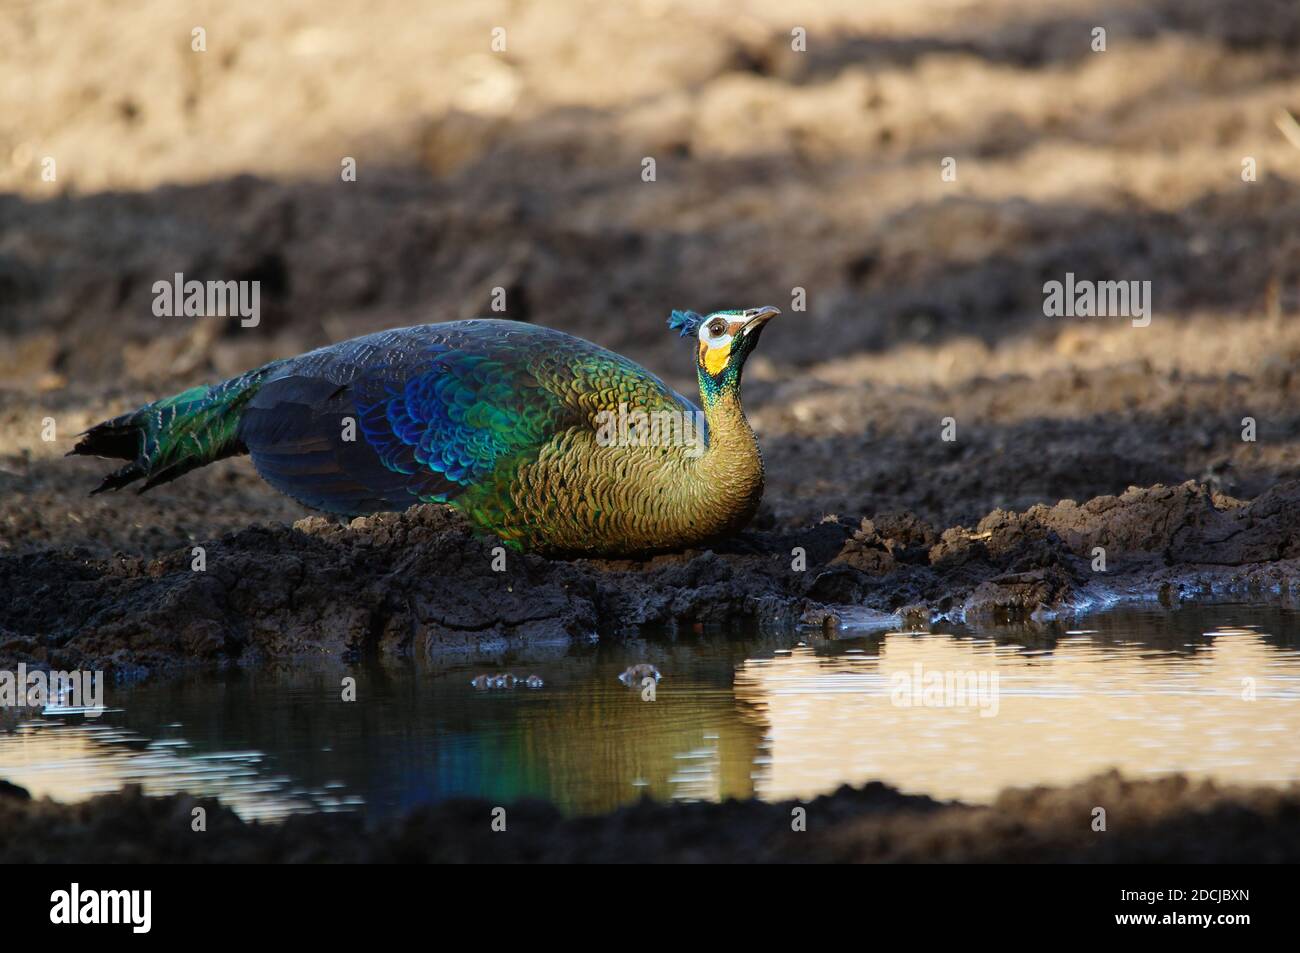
(71, 307, 780, 556)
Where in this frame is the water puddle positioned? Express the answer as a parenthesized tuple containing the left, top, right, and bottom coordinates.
(2, 604, 1297, 819)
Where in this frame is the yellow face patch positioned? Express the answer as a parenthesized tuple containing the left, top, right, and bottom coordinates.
(703, 342, 731, 376)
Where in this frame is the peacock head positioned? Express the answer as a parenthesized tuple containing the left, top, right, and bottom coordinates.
(668, 306, 780, 398)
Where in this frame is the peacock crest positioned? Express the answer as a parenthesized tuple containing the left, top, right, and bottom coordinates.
(667, 309, 704, 338)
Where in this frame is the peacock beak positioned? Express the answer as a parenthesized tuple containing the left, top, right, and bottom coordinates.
(739, 306, 780, 337)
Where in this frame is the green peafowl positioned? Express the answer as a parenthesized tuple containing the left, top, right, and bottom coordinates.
(70, 307, 780, 556)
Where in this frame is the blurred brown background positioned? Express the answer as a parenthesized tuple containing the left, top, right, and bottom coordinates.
(2, 0, 1299, 555)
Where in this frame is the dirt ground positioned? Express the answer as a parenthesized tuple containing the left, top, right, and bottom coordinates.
(3, 770, 1298, 862)
(2, 0, 1299, 664)
(2, 0, 1300, 857)
(3, 481, 1300, 676)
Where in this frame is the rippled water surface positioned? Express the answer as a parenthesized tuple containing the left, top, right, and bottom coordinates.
(2, 604, 1298, 820)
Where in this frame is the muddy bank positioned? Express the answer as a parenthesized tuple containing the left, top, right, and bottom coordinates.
(4, 0, 1300, 557)
(3, 3, 1300, 679)
(2, 478, 1297, 676)
(1, 770, 1296, 862)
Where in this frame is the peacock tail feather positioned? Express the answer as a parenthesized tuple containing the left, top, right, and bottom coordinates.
(71, 363, 284, 494)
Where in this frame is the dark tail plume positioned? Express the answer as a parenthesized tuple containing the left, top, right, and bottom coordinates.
(70, 364, 279, 494)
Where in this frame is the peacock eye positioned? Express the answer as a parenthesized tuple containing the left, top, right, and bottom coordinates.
(708, 319, 727, 337)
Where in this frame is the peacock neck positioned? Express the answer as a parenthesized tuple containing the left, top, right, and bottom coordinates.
(687, 375, 765, 529)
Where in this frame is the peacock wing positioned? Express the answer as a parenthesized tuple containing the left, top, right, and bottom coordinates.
(238, 320, 690, 517)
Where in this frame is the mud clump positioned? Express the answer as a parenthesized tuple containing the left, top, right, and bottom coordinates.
(2, 480, 1299, 676)
(0, 504, 834, 675)
(1, 771, 1297, 863)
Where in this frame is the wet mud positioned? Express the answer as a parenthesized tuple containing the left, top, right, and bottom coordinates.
(1, 771, 1297, 863)
(2, 478, 1298, 676)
